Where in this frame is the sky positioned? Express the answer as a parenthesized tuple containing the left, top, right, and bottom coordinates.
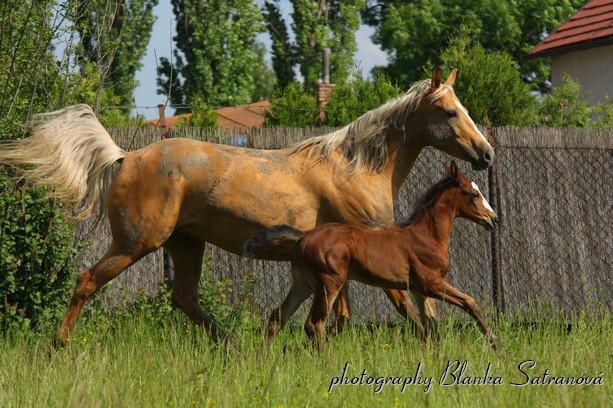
(132, 0, 389, 118)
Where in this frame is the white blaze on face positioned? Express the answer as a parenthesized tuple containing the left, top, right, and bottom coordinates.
(471, 181, 494, 212)
(453, 94, 489, 145)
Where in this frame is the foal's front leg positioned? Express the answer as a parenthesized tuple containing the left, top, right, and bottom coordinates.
(426, 278, 497, 348)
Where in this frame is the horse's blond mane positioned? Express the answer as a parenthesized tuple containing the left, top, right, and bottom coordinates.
(290, 79, 452, 173)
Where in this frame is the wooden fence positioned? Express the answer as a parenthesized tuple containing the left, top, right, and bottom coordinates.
(81, 126, 612, 321)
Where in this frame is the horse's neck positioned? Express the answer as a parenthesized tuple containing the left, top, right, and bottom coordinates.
(409, 193, 457, 246)
(383, 127, 425, 198)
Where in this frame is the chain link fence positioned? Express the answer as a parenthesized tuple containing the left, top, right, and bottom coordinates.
(82, 126, 612, 320)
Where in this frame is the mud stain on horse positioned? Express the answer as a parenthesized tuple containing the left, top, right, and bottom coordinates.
(185, 154, 210, 169)
(258, 162, 273, 176)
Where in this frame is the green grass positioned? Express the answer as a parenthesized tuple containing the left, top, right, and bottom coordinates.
(1, 309, 611, 407)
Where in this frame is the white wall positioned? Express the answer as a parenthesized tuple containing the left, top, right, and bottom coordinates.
(551, 44, 613, 104)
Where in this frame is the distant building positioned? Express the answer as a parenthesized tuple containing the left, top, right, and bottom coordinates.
(148, 100, 270, 131)
(530, 0, 613, 104)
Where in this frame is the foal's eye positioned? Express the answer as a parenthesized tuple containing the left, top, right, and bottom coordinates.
(445, 109, 457, 118)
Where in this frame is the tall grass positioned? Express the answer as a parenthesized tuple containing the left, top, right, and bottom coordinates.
(0, 306, 611, 407)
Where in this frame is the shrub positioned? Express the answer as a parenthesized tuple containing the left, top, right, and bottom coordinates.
(536, 74, 613, 128)
(265, 82, 319, 127)
(439, 35, 536, 126)
(324, 72, 403, 126)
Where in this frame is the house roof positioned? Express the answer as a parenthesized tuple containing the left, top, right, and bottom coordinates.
(530, 0, 613, 57)
(148, 100, 270, 130)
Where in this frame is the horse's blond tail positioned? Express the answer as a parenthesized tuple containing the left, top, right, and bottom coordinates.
(0, 104, 126, 219)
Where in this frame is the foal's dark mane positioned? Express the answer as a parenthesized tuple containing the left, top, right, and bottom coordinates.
(397, 175, 457, 227)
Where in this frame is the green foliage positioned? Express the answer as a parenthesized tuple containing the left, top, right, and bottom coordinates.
(263, 1, 296, 88)
(324, 72, 402, 126)
(265, 82, 319, 127)
(262, 1, 365, 91)
(74, 0, 159, 111)
(536, 75, 613, 128)
(0, 1, 147, 330)
(439, 36, 536, 126)
(267, 73, 402, 127)
(292, 0, 365, 90)
(157, 0, 266, 109)
(364, 0, 584, 92)
(0, 174, 81, 331)
(251, 42, 278, 101)
(177, 96, 219, 128)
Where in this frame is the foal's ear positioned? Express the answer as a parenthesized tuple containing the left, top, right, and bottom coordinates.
(431, 66, 442, 90)
(445, 161, 459, 178)
(445, 68, 458, 86)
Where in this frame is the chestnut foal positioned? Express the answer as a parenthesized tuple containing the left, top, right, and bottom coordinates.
(243, 162, 498, 349)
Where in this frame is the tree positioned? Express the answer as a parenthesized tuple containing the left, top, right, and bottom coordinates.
(439, 36, 536, 126)
(293, 0, 365, 90)
(262, 1, 365, 91)
(157, 0, 265, 110)
(251, 42, 277, 101)
(262, 1, 295, 88)
(74, 0, 158, 111)
(363, 0, 584, 92)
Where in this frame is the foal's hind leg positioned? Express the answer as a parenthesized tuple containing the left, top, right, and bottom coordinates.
(163, 235, 220, 340)
(268, 261, 312, 340)
(413, 292, 439, 340)
(331, 284, 351, 333)
(383, 289, 425, 341)
(305, 277, 343, 349)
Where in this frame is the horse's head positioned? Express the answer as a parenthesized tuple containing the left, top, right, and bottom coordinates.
(445, 161, 497, 230)
(417, 68, 494, 170)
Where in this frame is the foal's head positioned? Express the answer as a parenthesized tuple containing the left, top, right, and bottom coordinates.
(416, 68, 495, 170)
(445, 162, 498, 230)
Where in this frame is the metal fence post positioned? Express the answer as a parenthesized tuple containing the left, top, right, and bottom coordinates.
(488, 128, 505, 314)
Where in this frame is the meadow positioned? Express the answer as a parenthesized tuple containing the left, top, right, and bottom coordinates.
(1, 300, 611, 408)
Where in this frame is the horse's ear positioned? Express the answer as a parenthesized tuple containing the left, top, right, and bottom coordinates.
(445, 161, 459, 178)
(445, 68, 457, 86)
(431, 66, 442, 90)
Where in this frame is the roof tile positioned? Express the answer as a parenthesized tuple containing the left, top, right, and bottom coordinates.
(530, 0, 613, 56)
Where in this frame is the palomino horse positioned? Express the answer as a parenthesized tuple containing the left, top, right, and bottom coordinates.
(0, 68, 494, 345)
(243, 162, 498, 349)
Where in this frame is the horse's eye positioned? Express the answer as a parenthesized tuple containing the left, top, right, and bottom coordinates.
(445, 109, 457, 118)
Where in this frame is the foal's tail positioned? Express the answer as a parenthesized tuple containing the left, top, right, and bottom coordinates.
(0, 104, 126, 219)
(242, 225, 305, 259)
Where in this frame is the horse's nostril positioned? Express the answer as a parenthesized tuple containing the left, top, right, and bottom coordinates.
(483, 150, 494, 164)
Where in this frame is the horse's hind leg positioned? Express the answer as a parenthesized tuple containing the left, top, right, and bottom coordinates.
(163, 235, 220, 340)
(58, 244, 142, 346)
